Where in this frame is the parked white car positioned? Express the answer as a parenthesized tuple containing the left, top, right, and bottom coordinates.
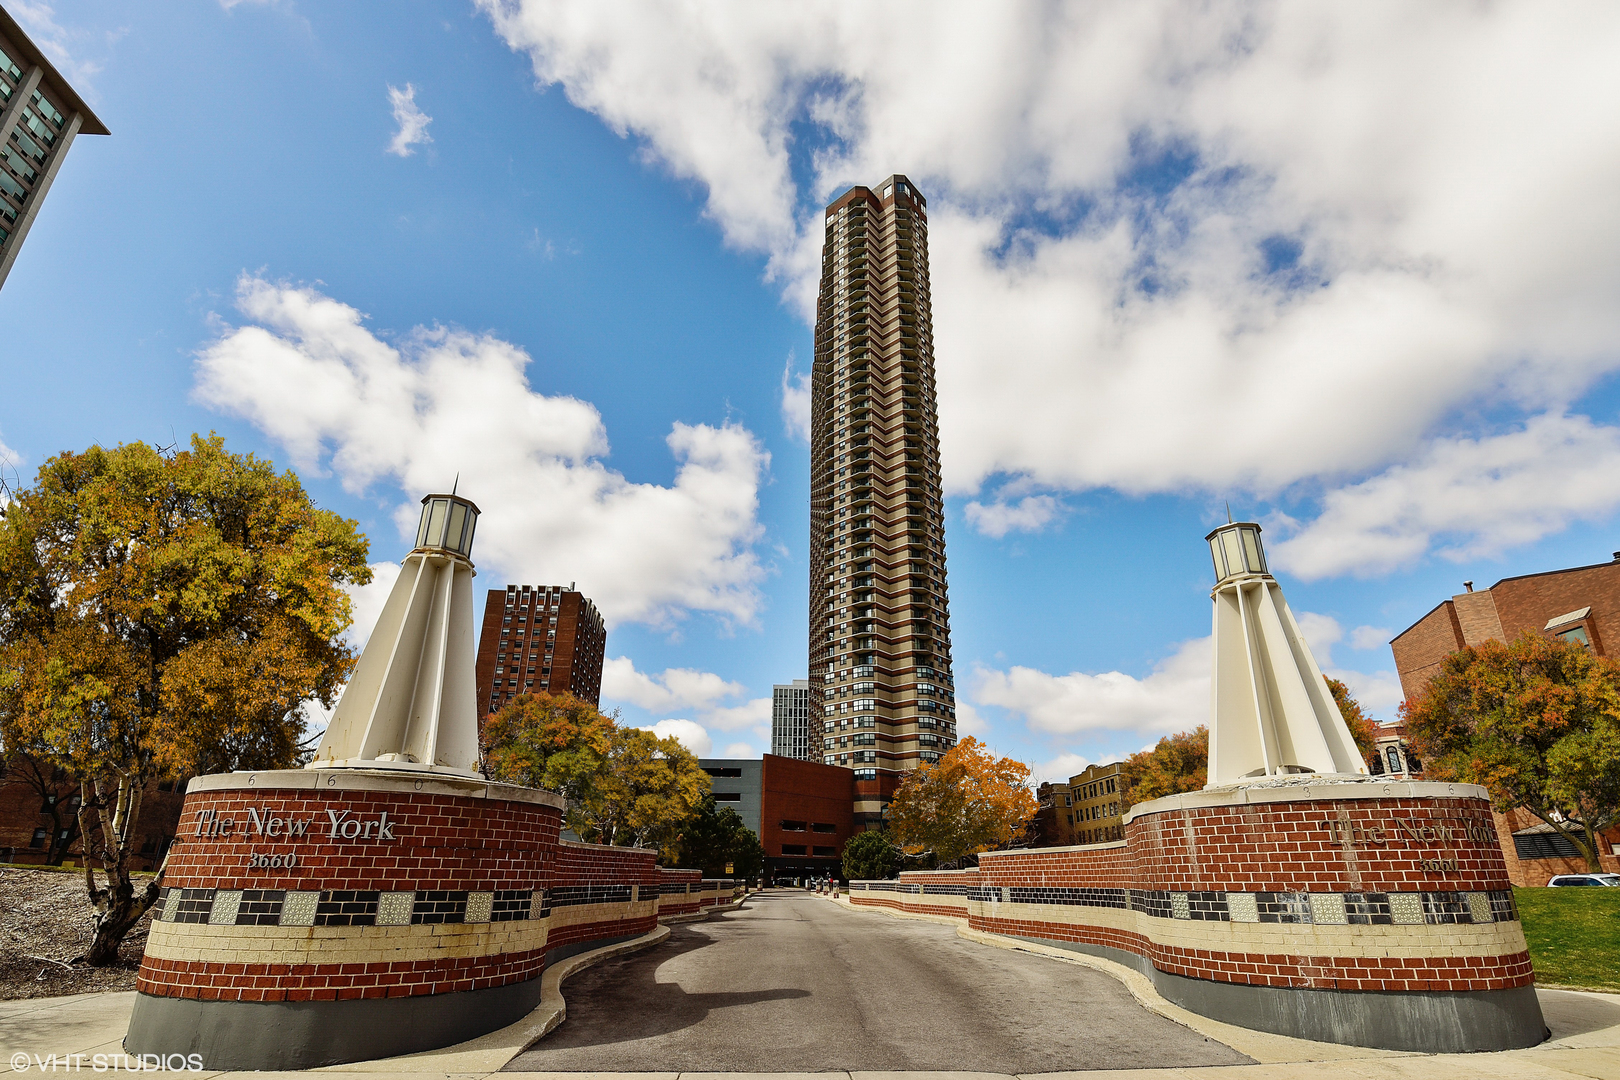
(1546, 873, 1620, 887)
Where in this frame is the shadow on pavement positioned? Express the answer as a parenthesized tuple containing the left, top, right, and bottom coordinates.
(534, 924, 811, 1050)
(1541, 988, 1620, 1040)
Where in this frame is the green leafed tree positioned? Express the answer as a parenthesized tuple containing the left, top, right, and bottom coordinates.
(841, 828, 901, 881)
(1404, 630, 1620, 871)
(480, 690, 615, 804)
(0, 436, 370, 965)
(676, 796, 764, 881)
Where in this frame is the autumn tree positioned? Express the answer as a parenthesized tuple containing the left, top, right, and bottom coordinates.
(1404, 631, 1620, 871)
(571, 726, 711, 859)
(1326, 677, 1380, 769)
(886, 737, 1036, 867)
(1119, 726, 1208, 807)
(676, 796, 764, 881)
(0, 436, 370, 965)
(841, 828, 901, 881)
(481, 691, 615, 804)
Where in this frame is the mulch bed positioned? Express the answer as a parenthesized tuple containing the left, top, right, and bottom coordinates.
(0, 865, 154, 999)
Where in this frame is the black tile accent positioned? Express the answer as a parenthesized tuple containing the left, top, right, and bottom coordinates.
(1255, 891, 1312, 924)
(548, 884, 633, 908)
(170, 888, 216, 924)
(1129, 889, 1172, 919)
(920, 883, 971, 896)
(411, 890, 468, 925)
(1488, 889, 1519, 922)
(235, 889, 286, 926)
(966, 885, 1001, 903)
(1422, 891, 1472, 925)
(315, 890, 379, 926)
(491, 888, 532, 923)
(1185, 890, 1229, 921)
(660, 882, 692, 895)
(1344, 892, 1393, 925)
(151, 887, 169, 921)
(1008, 886, 1130, 909)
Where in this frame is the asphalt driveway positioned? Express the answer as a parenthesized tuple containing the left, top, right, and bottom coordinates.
(506, 890, 1252, 1073)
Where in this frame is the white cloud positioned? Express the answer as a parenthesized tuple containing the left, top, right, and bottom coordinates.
(639, 718, 711, 758)
(1349, 625, 1392, 651)
(1272, 412, 1620, 580)
(1287, 610, 1405, 718)
(9, 2, 100, 88)
(600, 656, 767, 732)
(386, 83, 433, 157)
(601, 656, 743, 712)
(194, 274, 770, 628)
(971, 636, 1209, 739)
(780, 355, 811, 442)
(1033, 752, 1093, 786)
(721, 741, 760, 758)
(964, 494, 1062, 539)
(478, 1, 1620, 572)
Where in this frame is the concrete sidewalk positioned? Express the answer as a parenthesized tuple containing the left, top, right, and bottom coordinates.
(2, 889, 1617, 1080)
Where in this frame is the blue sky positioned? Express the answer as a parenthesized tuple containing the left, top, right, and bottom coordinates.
(5, 1, 1620, 780)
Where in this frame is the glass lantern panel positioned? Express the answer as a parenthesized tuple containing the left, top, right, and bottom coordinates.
(1209, 538, 1226, 581)
(424, 499, 448, 548)
(1241, 528, 1265, 575)
(1220, 530, 1245, 577)
(463, 513, 476, 556)
(447, 502, 467, 554)
(416, 506, 431, 549)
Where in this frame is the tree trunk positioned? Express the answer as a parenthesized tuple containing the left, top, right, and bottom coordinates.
(78, 775, 164, 967)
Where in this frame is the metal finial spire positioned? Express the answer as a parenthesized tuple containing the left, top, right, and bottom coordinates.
(1226, 501, 1232, 524)
(452, 473, 459, 495)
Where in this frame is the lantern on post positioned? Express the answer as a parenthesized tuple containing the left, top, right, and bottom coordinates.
(310, 492, 483, 776)
(1205, 521, 1367, 787)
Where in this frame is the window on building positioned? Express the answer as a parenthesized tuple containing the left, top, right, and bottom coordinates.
(780, 820, 807, 832)
(705, 767, 743, 778)
(812, 822, 836, 833)
(781, 844, 807, 855)
(714, 792, 742, 802)
(1557, 625, 1591, 648)
(1386, 745, 1402, 773)
(813, 846, 837, 857)
(30, 828, 47, 848)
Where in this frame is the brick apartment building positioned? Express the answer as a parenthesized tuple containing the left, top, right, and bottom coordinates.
(1032, 762, 1123, 848)
(0, 755, 185, 869)
(475, 583, 606, 714)
(701, 755, 854, 881)
(1391, 553, 1620, 884)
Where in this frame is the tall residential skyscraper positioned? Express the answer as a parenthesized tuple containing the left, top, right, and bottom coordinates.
(770, 680, 813, 760)
(0, 7, 109, 290)
(809, 175, 957, 828)
(475, 583, 606, 714)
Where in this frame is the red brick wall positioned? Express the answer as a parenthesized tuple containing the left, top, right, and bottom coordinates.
(1390, 601, 1463, 702)
(1491, 561, 1620, 657)
(0, 757, 185, 871)
(761, 755, 854, 861)
(137, 780, 666, 1005)
(1492, 806, 1620, 886)
(853, 791, 1532, 997)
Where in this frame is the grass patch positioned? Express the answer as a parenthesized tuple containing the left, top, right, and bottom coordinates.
(1516, 886, 1620, 991)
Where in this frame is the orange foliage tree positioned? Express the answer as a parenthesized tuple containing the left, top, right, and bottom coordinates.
(0, 436, 370, 965)
(1404, 631, 1620, 871)
(1120, 681, 1380, 807)
(886, 737, 1036, 867)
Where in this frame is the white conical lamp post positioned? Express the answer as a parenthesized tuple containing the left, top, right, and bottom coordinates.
(310, 492, 482, 777)
(1205, 522, 1367, 787)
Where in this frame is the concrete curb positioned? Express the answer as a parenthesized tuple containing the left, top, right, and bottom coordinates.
(317, 924, 674, 1074)
(661, 896, 750, 924)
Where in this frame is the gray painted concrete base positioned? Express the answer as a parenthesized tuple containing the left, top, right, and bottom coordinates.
(1008, 934, 1548, 1054)
(123, 931, 648, 1070)
(125, 977, 545, 1070)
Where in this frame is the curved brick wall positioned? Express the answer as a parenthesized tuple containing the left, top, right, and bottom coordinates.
(852, 780, 1545, 1052)
(125, 769, 684, 1069)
